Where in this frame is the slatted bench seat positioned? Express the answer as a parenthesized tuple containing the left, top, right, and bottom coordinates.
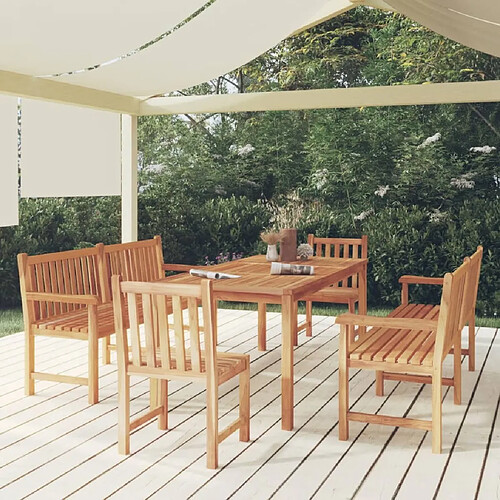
(18, 236, 192, 404)
(348, 309, 440, 367)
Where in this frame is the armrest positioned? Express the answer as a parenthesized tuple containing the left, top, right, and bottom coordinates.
(335, 313, 437, 331)
(398, 275, 444, 286)
(25, 292, 100, 306)
(162, 263, 194, 272)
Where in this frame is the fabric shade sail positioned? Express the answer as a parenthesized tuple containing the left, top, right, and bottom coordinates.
(48, 0, 354, 96)
(20, 99, 121, 198)
(0, 0, 497, 101)
(384, 0, 500, 58)
(0, 0, 208, 76)
(0, 96, 19, 227)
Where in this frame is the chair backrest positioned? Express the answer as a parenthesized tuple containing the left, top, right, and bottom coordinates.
(17, 245, 106, 321)
(103, 236, 164, 303)
(434, 258, 470, 365)
(112, 277, 216, 381)
(307, 234, 368, 287)
(460, 245, 483, 327)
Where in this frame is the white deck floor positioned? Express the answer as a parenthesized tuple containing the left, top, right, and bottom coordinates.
(0, 309, 498, 500)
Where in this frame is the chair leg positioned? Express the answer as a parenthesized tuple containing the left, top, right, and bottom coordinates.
(118, 372, 130, 455)
(431, 370, 442, 454)
(258, 302, 266, 351)
(206, 382, 219, 469)
(150, 378, 158, 410)
(453, 335, 461, 405)
(239, 366, 250, 442)
(102, 335, 111, 365)
(375, 371, 384, 396)
(212, 299, 218, 345)
(339, 325, 349, 441)
(88, 307, 99, 405)
(25, 329, 35, 396)
(159, 379, 168, 430)
(305, 301, 313, 337)
(468, 317, 475, 372)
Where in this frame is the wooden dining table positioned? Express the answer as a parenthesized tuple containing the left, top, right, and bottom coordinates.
(163, 254, 367, 431)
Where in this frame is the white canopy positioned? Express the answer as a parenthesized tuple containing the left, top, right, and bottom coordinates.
(0, 0, 498, 104)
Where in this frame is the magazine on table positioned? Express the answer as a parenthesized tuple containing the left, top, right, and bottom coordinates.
(270, 262, 315, 275)
(189, 269, 241, 280)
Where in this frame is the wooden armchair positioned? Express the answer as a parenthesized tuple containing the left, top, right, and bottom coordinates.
(111, 277, 250, 469)
(392, 246, 483, 371)
(298, 235, 367, 337)
(336, 257, 470, 453)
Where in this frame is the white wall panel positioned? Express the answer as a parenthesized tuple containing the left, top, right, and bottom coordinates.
(21, 100, 121, 197)
(0, 95, 19, 226)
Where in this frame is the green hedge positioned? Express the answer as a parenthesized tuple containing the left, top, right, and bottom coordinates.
(0, 196, 498, 317)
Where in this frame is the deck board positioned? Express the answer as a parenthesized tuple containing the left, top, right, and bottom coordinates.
(0, 309, 498, 500)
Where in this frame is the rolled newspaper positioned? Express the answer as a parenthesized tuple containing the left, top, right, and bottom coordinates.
(270, 262, 314, 275)
(189, 269, 240, 280)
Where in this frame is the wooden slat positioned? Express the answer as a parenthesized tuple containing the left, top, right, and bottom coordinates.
(348, 411, 432, 430)
(172, 295, 186, 371)
(127, 293, 142, 366)
(188, 298, 202, 373)
(142, 293, 156, 368)
(156, 294, 172, 370)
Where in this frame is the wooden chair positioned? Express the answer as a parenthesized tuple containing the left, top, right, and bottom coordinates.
(336, 257, 470, 453)
(298, 235, 367, 337)
(394, 246, 483, 371)
(112, 276, 250, 469)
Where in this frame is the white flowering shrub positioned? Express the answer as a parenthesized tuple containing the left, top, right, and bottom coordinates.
(469, 146, 496, 154)
(417, 132, 441, 149)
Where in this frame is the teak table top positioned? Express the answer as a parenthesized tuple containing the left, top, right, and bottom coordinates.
(164, 255, 367, 301)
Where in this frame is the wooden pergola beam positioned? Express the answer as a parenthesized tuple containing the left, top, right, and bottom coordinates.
(140, 80, 500, 116)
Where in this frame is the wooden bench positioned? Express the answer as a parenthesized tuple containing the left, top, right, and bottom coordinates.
(18, 245, 109, 404)
(336, 257, 471, 454)
(388, 246, 483, 371)
(18, 236, 192, 404)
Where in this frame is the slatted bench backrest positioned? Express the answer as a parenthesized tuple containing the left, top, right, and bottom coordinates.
(434, 257, 469, 365)
(17, 245, 106, 321)
(102, 236, 164, 303)
(460, 246, 483, 326)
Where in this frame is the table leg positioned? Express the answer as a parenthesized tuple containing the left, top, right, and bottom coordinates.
(281, 295, 294, 431)
(258, 302, 266, 351)
(292, 300, 298, 346)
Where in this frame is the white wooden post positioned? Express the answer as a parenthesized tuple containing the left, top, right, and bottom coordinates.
(121, 114, 138, 243)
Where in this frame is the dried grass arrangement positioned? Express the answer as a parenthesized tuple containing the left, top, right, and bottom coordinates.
(260, 231, 283, 245)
